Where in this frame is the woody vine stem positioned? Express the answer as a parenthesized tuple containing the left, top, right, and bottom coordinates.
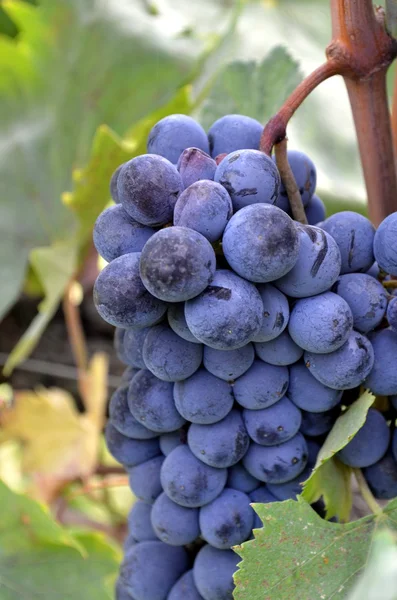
(261, 0, 397, 226)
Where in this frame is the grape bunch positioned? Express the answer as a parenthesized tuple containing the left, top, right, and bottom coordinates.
(93, 113, 397, 600)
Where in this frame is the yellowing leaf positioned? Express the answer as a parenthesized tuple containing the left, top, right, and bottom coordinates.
(83, 352, 109, 431)
(0, 361, 107, 502)
(302, 457, 352, 522)
(302, 390, 375, 521)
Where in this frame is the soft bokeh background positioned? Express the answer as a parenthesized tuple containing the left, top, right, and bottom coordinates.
(0, 0, 393, 597)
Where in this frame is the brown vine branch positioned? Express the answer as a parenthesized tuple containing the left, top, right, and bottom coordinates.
(260, 61, 339, 156)
(330, 0, 397, 225)
(274, 140, 308, 224)
(66, 476, 129, 503)
(392, 63, 397, 164)
(344, 69, 397, 226)
(62, 280, 90, 407)
(262, 0, 397, 225)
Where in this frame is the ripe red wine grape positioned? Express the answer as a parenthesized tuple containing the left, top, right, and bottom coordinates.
(94, 113, 397, 599)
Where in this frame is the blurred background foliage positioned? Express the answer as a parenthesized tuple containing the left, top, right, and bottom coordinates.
(0, 0, 394, 596)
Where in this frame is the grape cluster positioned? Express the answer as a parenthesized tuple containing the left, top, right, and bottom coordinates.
(93, 113, 397, 600)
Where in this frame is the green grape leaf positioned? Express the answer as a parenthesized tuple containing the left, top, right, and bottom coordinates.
(0, 481, 120, 599)
(346, 529, 397, 600)
(386, 1, 397, 38)
(199, 46, 302, 128)
(234, 497, 397, 600)
(302, 390, 375, 521)
(3, 242, 77, 376)
(0, 0, 234, 325)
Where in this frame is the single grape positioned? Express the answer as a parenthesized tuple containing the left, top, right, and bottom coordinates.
(254, 330, 304, 366)
(321, 211, 375, 274)
(151, 492, 200, 546)
(288, 292, 353, 354)
(109, 383, 158, 439)
(366, 262, 380, 279)
(177, 147, 216, 189)
(222, 204, 299, 282)
(159, 429, 186, 456)
(373, 212, 397, 276)
(122, 327, 152, 369)
(307, 439, 321, 467)
(333, 273, 387, 334)
(140, 226, 216, 302)
(267, 465, 312, 501)
(110, 163, 124, 203)
(173, 180, 232, 242)
(168, 570, 204, 600)
(167, 303, 201, 343)
(337, 409, 390, 468)
(249, 486, 277, 529)
(123, 535, 136, 555)
(305, 331, 374, 390)
(116, 579, 134, 600)
(288, 361, 342, 413)
(185, 270, 263, 350)
(251, 284, 289, 343)
(387, 296, 397, 333)
(363, 452, 397, 499)
(142, 324, 202, 382)
(207, 114, 263, 158)
(214, 149, 280, 211)
(193, 545, 239, 600)
(243, 396, 302, 446)
(128, 455, 164, 503)
(147, 115, 209, 164)
(118, 154, 183, 226)
(173, 369, 234, 424)
(93, 252, 167, 328)
(274, 149, 316, 206)
(364, 329, 397, 395)
(105, 423, 160, 467)
(199, 488, 254, 549)
(275, 192, 290, 214)
(128, 501, 157, 542)
(233, 360, 289, 410)
(128, 370, 186, 433)
(93, 204, 155, 263)
(187, 410, 250, 468)
(300, 407, 338, 437)
(121, 365, 139, 384)
(391, 429, 397, 461)
(275, 225, 341, 298)
(243, 433, 308, 484)
(203, 344, 255, 381)
(305, 194, 326, 225)
(160, 446, 227, 507)
(226, 463, 260, 493)
(119, 541, 188, 600)
(114, 328, 128, 364)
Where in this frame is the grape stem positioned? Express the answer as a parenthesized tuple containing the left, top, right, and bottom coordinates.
(274, 139, 308, 224)
(353, 468, 383, 516)
(62, 281, 89, 408)
(260, 61, 339, 156)
(382, 280, 397, 289)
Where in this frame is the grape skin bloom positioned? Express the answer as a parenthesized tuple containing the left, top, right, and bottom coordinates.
(222, 204, 300, 283)
(140, 226, 216, 302)
(215, 149, 280, 211)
